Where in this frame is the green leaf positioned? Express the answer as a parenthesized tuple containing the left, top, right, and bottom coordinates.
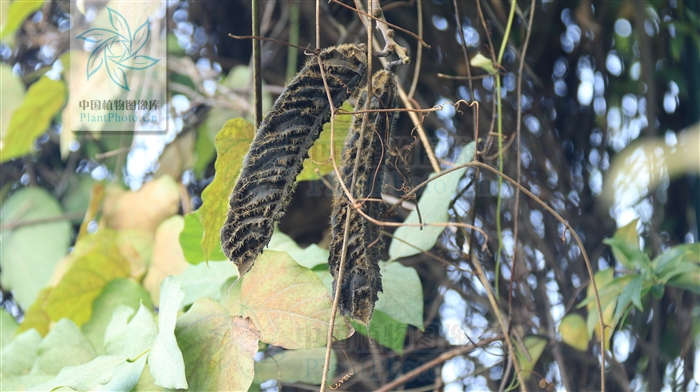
(296, 102, 353, 181)
(180, 260, 238, 306)
(612, 274, 646, 329)
(375, 261, 424, 330)
(470, 53, 498, 74)
(179, 211, 227, 265)
(175, 298, 260, 392)
(86, 305, 157, 392)
(29, 319, 96, 376)
(254, 348, 336, 385)
(653, 243, 700, 277)
(61, 175, 96, 223)
(44, 243, 131, 327)
(584, 270, 622, 349)
(604, 218, 651, 271)
(81, 278, 153, 354)
(666, 266, 700, 293)
(0, 0, 45, 39)
(559, 313, 588, 352)
(148, 276, 187, 389)
(0, 329, 42, 376)
(240, 251, 353, 348)
(0, 187, 71, 308)
(27, 355, 128, 392)
(515, 336, 547, 380)
(389, 142, 475, 260)
(267, 227, 329, 269)
(199, 118, 255, 263)
(103, 305, 157, 358)
(351, 310, 407, 353)
(0, 308, 18, 347)
(0, 64, 25, 137)
(0, 76, 66, 162)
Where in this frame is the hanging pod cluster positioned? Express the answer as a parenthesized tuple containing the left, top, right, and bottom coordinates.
(220, 44, 399, 324)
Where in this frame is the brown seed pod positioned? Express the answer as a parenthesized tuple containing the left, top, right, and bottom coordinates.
(221, 44, 368, 277)
(328, 69, 399, 324)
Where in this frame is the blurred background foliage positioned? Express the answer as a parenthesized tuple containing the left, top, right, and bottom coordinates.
(1, 0, 699, 391)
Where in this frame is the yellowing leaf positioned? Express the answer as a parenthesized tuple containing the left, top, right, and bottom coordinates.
(241, 251, 353, 348)
(0, 64, 25, 138)
(586, 269, 617, 349)
(0, 76, 66, 162)
(470, 53, 498, 74)
(559, 314, 588, 352)
(143, 216, 190, 305)
(296, 102, 353, 181)
(43, 243, 130, 327)
(199, 118, 255, 262)
(16, 288, 52, 336)
(515, 336, 547, 380)
(175, 299, 260, 392)
(102, 176, 180, 233)
(0, 0, 45, 40)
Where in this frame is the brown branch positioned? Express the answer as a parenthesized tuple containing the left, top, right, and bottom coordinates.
(375, 335, 504, 392)
(0, 211, 85, 231)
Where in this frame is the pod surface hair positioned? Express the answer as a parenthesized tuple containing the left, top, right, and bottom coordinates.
(221, 44, 368, 277)
(327, 69, 399, 325)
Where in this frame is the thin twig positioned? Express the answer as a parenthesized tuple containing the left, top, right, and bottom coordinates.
(0, 211, 85, 231)
(466, 246, 528, 391)
(374, 335, 504, 392)
(252, 0, 262, 128)
(509, 0, 536, 321)
(331, 0, 430, 50)
(383, 231, 474, 274)
(229, 34, 311, 52)
(407, 0, 423, 99)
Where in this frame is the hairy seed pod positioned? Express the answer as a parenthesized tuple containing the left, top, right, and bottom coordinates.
(328, 69, 399, 324)
(221, 44, 368, 277)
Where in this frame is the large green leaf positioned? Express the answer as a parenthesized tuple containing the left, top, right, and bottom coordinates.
(0, 329, 42, 376)
(0, 76, 66, 162)
(180, 260, 238, 306)
(199, 118, 255, 263)
(43, 243, 131, 327)
(0, 0, 45, 39)
(296, 102, 353, 181)
(29, 319, 96, 376)
(375, 261, 424, 330)
(179, 211, 227, 265)
(0, 187, 71, 308)
(240, 251, 353, 348)
(148, 276, 187, 389)
(175, 298, 260, 392)
(351, 309, 407, 353)
(0, 329, 49, 391)
(267, 227, 329, 269)
(389, 142, 475, 260)
(254, 348, 336, 385)
(82, 279, 153, 354)
(27, 355, 128, 392)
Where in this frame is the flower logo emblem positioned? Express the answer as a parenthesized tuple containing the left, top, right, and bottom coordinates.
(76, 7, 160, 91)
